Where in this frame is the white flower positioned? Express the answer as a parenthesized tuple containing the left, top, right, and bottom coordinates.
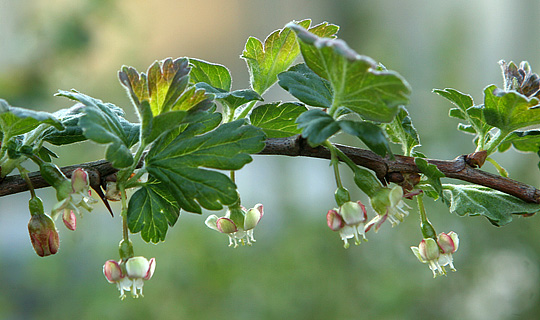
(326, 201, 368, 248)
(366, 186, 410, 232)
(205, 204, 264, 248)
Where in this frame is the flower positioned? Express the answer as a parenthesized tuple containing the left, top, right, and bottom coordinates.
(411, 231, 459, 277)
(103, 256, 156, 299)
(205, 204, 264, 248)
(52, 168, 97, 231)
(366, 185, 410, 232)
(28, 212, 60, 257)
(327, 201, 368, 248)
(436, 231, 459, 271)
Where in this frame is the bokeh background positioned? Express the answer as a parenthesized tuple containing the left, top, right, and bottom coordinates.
(2, 0, 540, 319)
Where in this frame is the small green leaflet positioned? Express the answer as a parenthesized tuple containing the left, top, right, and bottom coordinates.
(287, 23, 411, 123)
(249, 102, 307, 138)
(56, 90, 138, 168)
(189, 58, 232, 91)
(499, 130, 540, 153)
(278, 63, 333, 108)
(415, 157, 445, 201)
(484, 85, 540, 133)
(127, 180, 180, 243)
(145, 115, 265, 213)
(442, 184, 540, 226)
(296, 108, 392, 156)
(195, 82, 263, 110)
(384, 106, 420, 156)
(241, 19, 338, 95)
(296, 109, 340, 146)
(0, 99, 63, 141)
(338, 120, 393, 158)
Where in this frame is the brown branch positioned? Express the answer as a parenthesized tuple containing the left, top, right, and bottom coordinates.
(2, 136, 540, 204)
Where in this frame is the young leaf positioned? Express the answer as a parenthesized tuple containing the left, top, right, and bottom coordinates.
(119, 57, 213, 117)
(145, 116, 265, 213)
(250, 102, 307, 138)
(483, 85, 540, 133)
(296, 109, 340, 146)
(0, 99, 63, 141)
(278, 63, 333, 108)
(499, 130, 540, 153)
(56, 90, 136, 168)
(287, 23, 410, 123)
(127, 180, 180, 243)
(415, 158, 445, 202)
(339, 120, 393, 158)
(384, 106, 420, 156)
(442, 184, 540, 226)
(241, 19, 338, 95)
(195, 83, 263, 110)
(189, 58, 232, 91)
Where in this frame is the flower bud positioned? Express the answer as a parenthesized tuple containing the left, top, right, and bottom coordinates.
(62, 210, 77, 231)
(437, 232, 458, 254)
(244, 204, 263, 230)
(418, 238, 440, 261)
(71, 168, 89, 193)
(103, 260, 124, 283)
(28, 213, 60, 257)
(340, 201, 367, 226)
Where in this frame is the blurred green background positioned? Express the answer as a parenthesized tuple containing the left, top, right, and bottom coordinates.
(2, 0, 540, 319)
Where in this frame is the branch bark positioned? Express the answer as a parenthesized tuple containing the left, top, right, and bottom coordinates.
(2, 136, 540, 204)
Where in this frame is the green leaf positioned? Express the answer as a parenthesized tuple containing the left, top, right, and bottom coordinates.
(442, 184, 540, 226)
(296, 109, 340, 146)
(189, 58, 232, 91)
(241, 19, 338, 95)
(498, 130, 540, 153)
(287, 23, 410, 123)
(146, 116, 265, 213)
(195, 83, 263, 110)
(127, 181, 180, 243)
(384, 106, 420, 156)
(250, 102, 307, 138)
(0, 99, 63, 141)
(56, 90, 135, 168)
(484, 85, 540, 133)
(278, 63, 333, 108)
(43, 104, 87, 145)
(339, 120, 393, 158)
(415, 158, 445, 201)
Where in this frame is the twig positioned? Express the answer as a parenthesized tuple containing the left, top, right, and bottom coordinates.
(1, 136, 540, 204)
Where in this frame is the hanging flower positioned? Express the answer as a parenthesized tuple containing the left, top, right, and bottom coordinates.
(411, 231, 459, 277)
(103, 256, 156, 299)
(326, 200, 368, 248)
(205, 204, 264, 248)
(52, 168, 97, 231)
(365, 185, 410, 232)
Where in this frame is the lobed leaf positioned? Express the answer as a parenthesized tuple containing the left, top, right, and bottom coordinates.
(483, 85, 540, 133)
(145, 115, 265, 213)
(287, 23, 410, 123)
(241, 19, 338, 95)
(250, 102, 307, 138)
(442, 184, 540, 226)
(56, 90, 136, 168)
(195, 83, 263, 110)
(0, 99, 63, 141)
(127, 180, 180, 243)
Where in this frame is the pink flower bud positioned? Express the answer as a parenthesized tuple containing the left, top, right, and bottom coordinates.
(28, 213, 60, 257)
(437, 232, 457, 254)
(62, 210, 77, 231)
(103, 260, 124, 283)
(71, 168, 89, 193)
